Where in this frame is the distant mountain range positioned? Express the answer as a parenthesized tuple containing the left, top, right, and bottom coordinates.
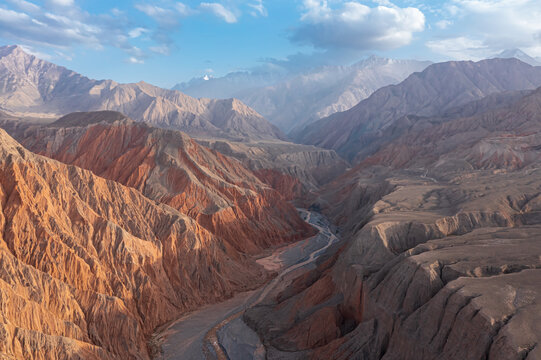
(295, 57, 541, 162)
(362, 86, 541, 171)
(175, 56, 432, 132)
(0, 45, 284, 141)
(495, 48, 541, 66)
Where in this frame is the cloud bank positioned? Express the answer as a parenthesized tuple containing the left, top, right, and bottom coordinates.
(290, 0, 425, 51)
(426, 0, 541, 59)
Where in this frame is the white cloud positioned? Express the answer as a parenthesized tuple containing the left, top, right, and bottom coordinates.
(19, 44, 53, 60)
(135, 2, 196, 28)
(248, 0, 267, 17)
(0, 8, 31, 23)
(291, 0, 425, 51)
(0, 7, 103, 49)
(427, 0, 541, 58)
(199, 3, 238, 23)
(435, 19, 452, 29)
(371, 0, 394, 6)
(111, 8, 123, 16)
(135, 4, 180, 26)
(6, 0, 40, 13)
(48, 0, 74, 6)
(426, 36, 490, 60)
(54, 49, 73, 61)
(128, 27, 148, 38)
(128, 56, 144, 64)
(150, 44, 170, 55)
(176, 2, 195, 16)
(0, 1, 152, 63)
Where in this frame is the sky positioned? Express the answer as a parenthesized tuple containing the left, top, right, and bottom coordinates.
(1, 0, 541, 88)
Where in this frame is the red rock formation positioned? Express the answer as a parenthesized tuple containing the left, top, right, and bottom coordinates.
(19, 112, 315, 255)
(0, 128, 270, 359)
(253, 169, 304, 201)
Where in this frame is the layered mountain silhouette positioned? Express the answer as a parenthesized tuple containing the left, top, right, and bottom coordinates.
(296, 58, 541, 162)
(0, 109, 317, 358)
(0, 45, 284, 141)
(176, 56, 431, 132)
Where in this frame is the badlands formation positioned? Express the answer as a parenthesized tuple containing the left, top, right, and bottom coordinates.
(0, 128, 270, 359)
(241, 63, 541, 359)
(0, 44, 539, 360)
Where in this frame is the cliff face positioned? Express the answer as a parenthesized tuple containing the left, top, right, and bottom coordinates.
(244, 167, 541, 359)
(198, 138, 349, 195)
(0, 128, 269, 359)
(18, 111, 314, 254)
(242, 87, 541, 359)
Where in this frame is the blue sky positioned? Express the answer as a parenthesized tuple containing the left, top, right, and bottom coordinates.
(1, 0, 540, 87)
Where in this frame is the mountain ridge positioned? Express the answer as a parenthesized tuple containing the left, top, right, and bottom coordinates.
(0, 127, 273, 359)
(15, 111, 315, 254)
(0, 45, 284, 141)
(175, 56, 432, 132)
(296, 58, 541, 162)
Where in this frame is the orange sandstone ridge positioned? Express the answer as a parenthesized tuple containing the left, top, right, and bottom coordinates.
(0, 115, 317, 358)
(19, 111, 315, 255)
(0, 128, 278, 359)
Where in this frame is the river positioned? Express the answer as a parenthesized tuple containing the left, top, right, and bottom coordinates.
(155, 209, 340, 360)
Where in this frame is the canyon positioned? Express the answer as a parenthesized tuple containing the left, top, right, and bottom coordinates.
(0, 44, 540, 360)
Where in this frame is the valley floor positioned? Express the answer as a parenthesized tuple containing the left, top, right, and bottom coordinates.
(155, 209, 340, 360)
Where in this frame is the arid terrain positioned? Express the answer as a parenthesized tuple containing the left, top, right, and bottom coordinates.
(0, 40, 540, 360)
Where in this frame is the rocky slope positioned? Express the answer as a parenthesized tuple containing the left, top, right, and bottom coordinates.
(15, 111, 314, 254)
(0, 110, 348, 202)
(198, 138, 349, 198)
(0, 128, 275, 359)
(0, 45, 284, 141)
(361, 86, 541, 171)
(296, 58, 541, 162)
(176, 56, 431, 133)
(244, 166, 541, 359)
(241, 84, 541, 359)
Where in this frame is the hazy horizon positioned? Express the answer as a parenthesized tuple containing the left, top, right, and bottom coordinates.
(1, 0, 540, 88)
